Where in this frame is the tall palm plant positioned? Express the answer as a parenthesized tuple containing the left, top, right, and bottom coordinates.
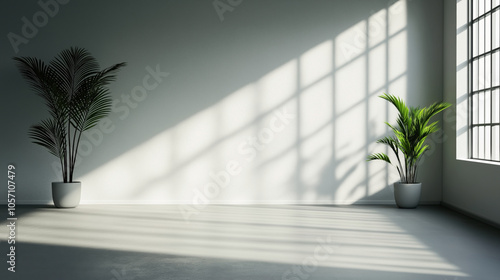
(368, 93, 451, 183)
(14, 47, 126, 183)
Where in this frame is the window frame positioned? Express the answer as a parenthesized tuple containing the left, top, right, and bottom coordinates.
(468, 0, 500, 161)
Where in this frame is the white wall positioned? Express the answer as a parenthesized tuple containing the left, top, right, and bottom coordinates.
(442, 0, 500, 226)
(1, 0, 445, 207)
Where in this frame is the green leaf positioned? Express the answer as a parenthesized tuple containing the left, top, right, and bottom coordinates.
(367, 153, 392, 164)
(28, 119, 66, 159)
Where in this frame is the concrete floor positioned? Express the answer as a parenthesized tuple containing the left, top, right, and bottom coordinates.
(1, 205, 499, 280)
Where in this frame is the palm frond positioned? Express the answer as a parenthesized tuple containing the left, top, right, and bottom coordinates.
(367, 153, 392, 164)
(28, 119, 66, 159)
(70, 62, 126, 132)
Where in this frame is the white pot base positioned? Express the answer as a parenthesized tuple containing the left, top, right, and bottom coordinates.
(394, 182, 421, 209)
(52, 182, 81, 208)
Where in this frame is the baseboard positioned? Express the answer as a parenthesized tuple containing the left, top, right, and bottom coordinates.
(2, 199, 442, 206)
(5, 200, 52, 205)
(441, 201, 500, 229)
(1, 200, 397, 205)
(419, 201, 442, 205)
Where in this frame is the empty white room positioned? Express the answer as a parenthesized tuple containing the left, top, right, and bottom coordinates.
(1, 0, 500, 279)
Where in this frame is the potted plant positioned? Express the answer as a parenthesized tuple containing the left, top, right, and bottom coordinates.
(367, 93, 451, 208)
(14, 47, 126, 208)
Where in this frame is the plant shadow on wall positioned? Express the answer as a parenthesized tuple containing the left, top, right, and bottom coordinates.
(70, 0, 418, 205)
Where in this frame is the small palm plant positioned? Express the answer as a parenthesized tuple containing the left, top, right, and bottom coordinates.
(14, 47, 126, 183)
(368, 93, 451, 183)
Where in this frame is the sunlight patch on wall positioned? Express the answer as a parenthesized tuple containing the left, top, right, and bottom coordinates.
(388, 0, 407, 36)
(369, 43, 387, 93)
(299, 41, 334, 200)
(300, 40, 333, 87)
(81, 60, 299, 203)
(257, 60, 298, 113)
(456, 0, 469, 159)
(80, 0, 408, 205)
(369, 9, 388, 48)
(336, 56, 367, 116)
(389, 32, 408, 81)
(299, 78, 334, 199)
(335, 20, 367, 68)
(334, 55, 368, 202)
(334, 0, 408, 203)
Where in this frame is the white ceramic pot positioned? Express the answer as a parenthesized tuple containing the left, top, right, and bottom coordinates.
(52, 182, 81, 208)
(394, 182, 421, 209)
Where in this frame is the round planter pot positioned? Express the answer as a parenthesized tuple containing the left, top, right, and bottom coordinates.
(394, 182, 421, 209)
(52, 182, 81, 208)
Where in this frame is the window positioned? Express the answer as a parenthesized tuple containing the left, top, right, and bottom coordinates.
(469, 0, 500, 161)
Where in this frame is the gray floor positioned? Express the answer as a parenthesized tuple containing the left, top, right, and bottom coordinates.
(1, 205, 499, 280)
